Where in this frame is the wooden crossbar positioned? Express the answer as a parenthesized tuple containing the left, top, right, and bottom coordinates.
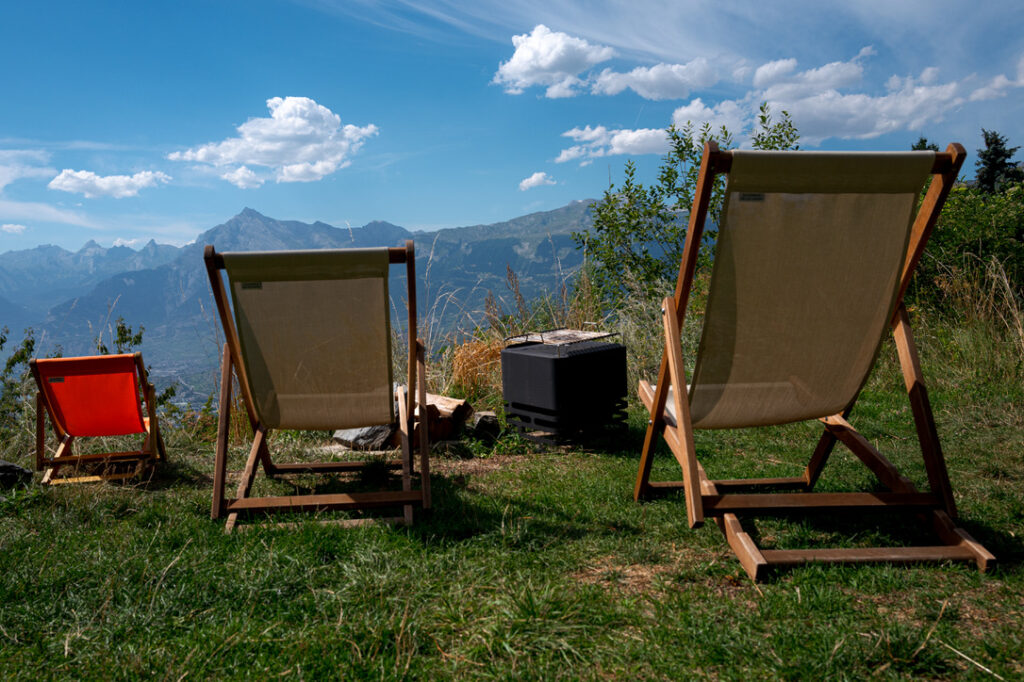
(226, 490, 424, 514)
(268, 460, 404, 474)
(702, 492, 941, 514)
(759, 545, 978, 566)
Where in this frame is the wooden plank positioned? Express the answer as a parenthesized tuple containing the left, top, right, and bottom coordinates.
(236, 427, 265, 500)
(803, 412, 846, 489)
(662, 298, 703, 529)
(211, 343, 232, 519)
(40, 450, 145, 465)
(204, 245, 260, 431)
(44, 437, 74, 483)
(226, 490, 423, 513)
(711, 477, 809, 491)
(35, 392, 45, 471)
(396, 383, 414, 525)
(226, 425, 265, 531)
(270, 460, 404, 473)
(702, 491, 940, 514)
(48, 471, 141, 486)
(894, 143, 966, 311)
(136, 353, 164, 463)
(760, 545, 977, 566)
(721, 514, 768, 581)
(892, 306, 957, 517)
(931, 510, 997, 572)
(417, 339, 431, 511)
(635, 143, 725, 503)
(405, 240, 417, 428)
(638, 380, 673, 425)
(823, 414, 914, 493)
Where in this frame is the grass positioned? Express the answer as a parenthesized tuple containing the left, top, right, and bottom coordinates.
(1, 306, 1023, 680)
(2, 254, 1023, 680)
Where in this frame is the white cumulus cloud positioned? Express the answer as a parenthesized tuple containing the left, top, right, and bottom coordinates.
(519, 171, 556, 191)
(671, 98, 751, 138)
(752, 59, 797, 88)
(1, 223, 27, 234)
(168, 96, 378, 185)
(556, 125, 669, 165)
(48, 169, 171, 198)
(493, 24, 614, 98)
(221, 165, 263, 189)
(664, 47, 986, 146)
(758, 55, 964, 143)
(592, 59, 718, 100)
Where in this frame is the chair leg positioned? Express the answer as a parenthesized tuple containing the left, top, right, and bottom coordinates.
(397, 385, 414, 525)
(212, 343, 232, 520)
(35, 392, 45, 472)
(226, 426, 266, 533)
(893, 306, 958, 517)
(41, 436, 74, 485)
(416, 339, 431, 511)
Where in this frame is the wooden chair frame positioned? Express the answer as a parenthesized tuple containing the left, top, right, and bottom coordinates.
(31, 352, 166, 485)
(204, 240, 431, 532)
(635, 142, 995, 580)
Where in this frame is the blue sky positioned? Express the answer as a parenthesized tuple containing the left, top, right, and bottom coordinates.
(1, 0, 1022, 252)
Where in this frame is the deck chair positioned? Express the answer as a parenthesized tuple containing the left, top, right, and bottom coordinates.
(30, 353, 166, 485)
(204, 240, 430, 532)
(635, 142, 995, 580)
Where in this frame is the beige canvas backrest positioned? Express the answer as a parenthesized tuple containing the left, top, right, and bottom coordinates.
(689, 151, 935, 429)
(221, 248, 394, 430)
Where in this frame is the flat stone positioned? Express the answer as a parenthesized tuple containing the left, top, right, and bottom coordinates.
(0, 460, 32, 488)
(470, 411, 501, 443)
(331, 424, 396, 451)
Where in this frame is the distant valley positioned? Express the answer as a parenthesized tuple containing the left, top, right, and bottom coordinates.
(0, 201, 594, 404)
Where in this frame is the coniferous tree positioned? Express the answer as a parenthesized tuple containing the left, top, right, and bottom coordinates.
(976, 129, 1023, 193)
(911, 136, 939, 151)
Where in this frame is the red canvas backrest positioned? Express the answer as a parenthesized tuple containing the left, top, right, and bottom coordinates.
(35, 355, 146, 437)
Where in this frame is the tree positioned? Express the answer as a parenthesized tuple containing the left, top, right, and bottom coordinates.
(94, 316, 144, 355)
(976, 129, 1023, 193)
(0, 327, 35, 442)
(573, 103, 799, 306)
(912, 136, 939, 151)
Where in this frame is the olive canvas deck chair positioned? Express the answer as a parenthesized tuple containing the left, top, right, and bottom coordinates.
(204, 240, 430, 532)
(30, 353, 166, 485)
(635, 142, 995, 580)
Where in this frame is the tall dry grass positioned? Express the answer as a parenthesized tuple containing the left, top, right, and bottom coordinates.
(930, 255, 1024, 359)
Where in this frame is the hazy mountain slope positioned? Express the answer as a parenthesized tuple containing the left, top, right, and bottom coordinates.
(9, 201, 594, 403)
(0, 239, 180, 316)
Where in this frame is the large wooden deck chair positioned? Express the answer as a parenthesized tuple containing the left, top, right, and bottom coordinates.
(30, 353, 166, 485)
(204, 240, 430, 532)
(635, 142, 995, 580)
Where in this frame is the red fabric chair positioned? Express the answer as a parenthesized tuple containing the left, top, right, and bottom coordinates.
(31, 353, 166, 484)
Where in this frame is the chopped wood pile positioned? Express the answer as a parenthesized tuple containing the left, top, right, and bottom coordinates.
(333, 392, 495, 451)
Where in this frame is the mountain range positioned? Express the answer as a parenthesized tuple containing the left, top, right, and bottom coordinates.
(0, 201, 594, 403)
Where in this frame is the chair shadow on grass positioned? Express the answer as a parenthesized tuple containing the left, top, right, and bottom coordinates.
(224, 459, 644, 547)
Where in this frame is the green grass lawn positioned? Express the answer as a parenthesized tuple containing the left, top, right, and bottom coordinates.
(2, 330, 1022, 680)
